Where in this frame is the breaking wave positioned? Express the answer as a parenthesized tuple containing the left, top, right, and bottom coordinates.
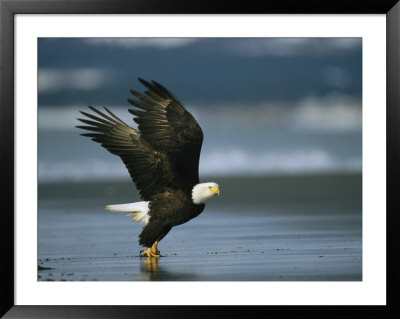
(38, 149, 361, 183)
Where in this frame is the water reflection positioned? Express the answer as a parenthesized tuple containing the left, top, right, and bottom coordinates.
(141, 257, 159, 277)
(139, 256, 200, 281)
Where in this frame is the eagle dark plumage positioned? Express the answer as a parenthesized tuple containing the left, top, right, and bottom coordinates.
(77, 78, 220, 257)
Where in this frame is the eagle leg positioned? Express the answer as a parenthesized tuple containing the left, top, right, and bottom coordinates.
(141, 241, 160, 257)
(152, 240, 160, 255)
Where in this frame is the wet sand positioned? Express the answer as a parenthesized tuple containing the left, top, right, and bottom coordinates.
(38, 174, 362, 281)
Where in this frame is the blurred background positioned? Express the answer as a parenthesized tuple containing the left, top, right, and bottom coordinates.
(38, 38, 362, 281)
(38, 37, 362, 182)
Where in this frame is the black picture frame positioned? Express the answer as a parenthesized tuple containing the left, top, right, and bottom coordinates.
(1, 0, 399, 317)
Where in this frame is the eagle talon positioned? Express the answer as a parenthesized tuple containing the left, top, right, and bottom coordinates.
(141, 247, 160, 258)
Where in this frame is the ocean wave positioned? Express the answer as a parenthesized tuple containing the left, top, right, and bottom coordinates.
(39, 94, 361, 133)
(38, 149, 361, 183)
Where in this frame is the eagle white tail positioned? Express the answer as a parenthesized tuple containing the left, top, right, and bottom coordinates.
(105, 201, 150, 224)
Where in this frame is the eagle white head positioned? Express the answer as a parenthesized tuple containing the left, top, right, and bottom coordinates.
(192, 182, 220, 204)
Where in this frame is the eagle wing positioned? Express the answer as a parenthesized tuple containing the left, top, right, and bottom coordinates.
(77, 79, 203, 199)
(128, 78, 203, 191)
(77, 106, 175, 200)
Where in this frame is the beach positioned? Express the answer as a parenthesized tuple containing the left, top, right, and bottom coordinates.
(38, 173, 362, 281)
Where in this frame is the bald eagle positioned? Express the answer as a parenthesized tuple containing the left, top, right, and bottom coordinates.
(77, 79, 220, 257)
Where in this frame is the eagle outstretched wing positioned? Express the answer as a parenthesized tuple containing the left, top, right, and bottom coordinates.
(77, 106, 171, 200)
(128, 78, 203, 190)
(76, 79, 203, 199)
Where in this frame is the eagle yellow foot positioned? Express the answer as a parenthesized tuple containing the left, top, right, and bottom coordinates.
(141, 248, 160, 257)
(140, 241, 160, 257)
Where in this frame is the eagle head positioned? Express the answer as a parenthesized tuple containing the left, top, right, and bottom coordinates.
(192, 182, 220, 204)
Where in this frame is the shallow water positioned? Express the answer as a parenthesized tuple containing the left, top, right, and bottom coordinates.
(38, 174, 362, 281)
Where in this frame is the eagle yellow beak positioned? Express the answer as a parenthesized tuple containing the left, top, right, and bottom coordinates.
(211, 186, 220, 196)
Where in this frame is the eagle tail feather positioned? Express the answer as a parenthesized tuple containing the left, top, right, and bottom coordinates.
(105, 201, 150, 224)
